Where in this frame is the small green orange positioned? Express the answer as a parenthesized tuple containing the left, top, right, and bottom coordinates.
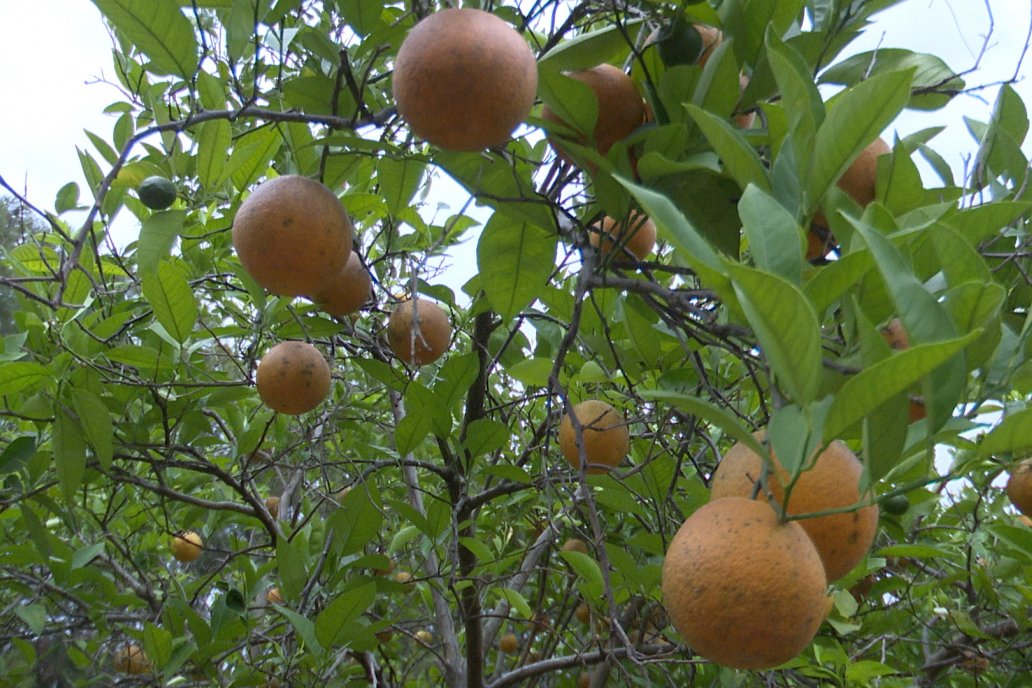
(137, 176, 177, 210)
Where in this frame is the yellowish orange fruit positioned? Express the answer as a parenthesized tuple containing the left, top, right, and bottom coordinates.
(393, 8, 537, 151)
(499, 632, 519, 654)
(171, 530, 203, 563)
(386, 298, 451, 367)
(1006, 459, 1032, 516)
(312, 251, 372, 317)
(589, 211, 656, 261)
(542, 64, 645, 160)
(255, 341, 332, 415)
(561, 538, 589, 554)
(113, 644, 151, 675)
(393, 570, 413, 584)
(265, 496, 281, 518)
(881, 317, 911, 350)
(578, 673, 591, 688)
(558, 400, 630, 474)
(710, 432, 879, 582)
(734, 72, 756, 129)
(575, 602, 591, 624)
(232, 175, 352, 297)
(661, 497, 827, 669)
(415, 629, 433, 645)
(694, 24, 723, 66)
(266, 587, 284, 605)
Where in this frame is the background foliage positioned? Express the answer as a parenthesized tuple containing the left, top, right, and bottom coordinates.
(1, 0, 1032, 686)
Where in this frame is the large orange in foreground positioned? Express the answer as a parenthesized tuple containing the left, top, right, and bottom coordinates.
(255, 341, 332, 415)
(662, 497, 827, 669)
(558, 400, 629, 474)
(393, 9, 538, 151)
(710, 432, 879, 582)
(1006, 459, 1032, 516)
(232, 175, 352, 297)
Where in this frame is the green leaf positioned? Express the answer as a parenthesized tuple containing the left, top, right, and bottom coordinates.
(71, 542, 106, 569)
(228, 127, 283, 191)
(766, 30, 823, 169)
(820, 49, 964, 110)
(142, 623, 174, 671)
(315, 582, 376, 648)
(0, 362, 52, 398)
(476, 216, 556, 319)
(434, 353, 480, 406)
(196, 120, 231, 191)
(806, 69, 914, 208)
(54, 403, 87, 499)
(275, 533, 309, 600)
(505, 358, 553, 388)
(330, 483, 383, 555)
(728, 264, 822, 403)
(824, 333, 979, 444)
(539, 21, 644, 71)
(377, 157, 425, 217)
(92, 0, 199, 77)
(980, 408, 1032, 457)
(404, 383, 451, 439)
(560, 551, 604, 598)
(141, 259, 198, 344)
(462, 419, 508, 458)
(70, 389, 114, 469)
(137, 210, 184, 276)
(738, 0, 805, 67)
(0, 436, 36, 474)
(738, 185, 804, 283)
(638, 390, 765, 457)
(273, 605, 324, 656)
(496, 587, 532, 619)
(617, 177, 730, 292)
(684, 105, 771, 193)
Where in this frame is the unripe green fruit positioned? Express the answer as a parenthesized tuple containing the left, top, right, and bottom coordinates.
(137, 176, 177, 210)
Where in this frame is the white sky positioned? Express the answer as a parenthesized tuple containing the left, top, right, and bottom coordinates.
(0, 1, 1029, 228)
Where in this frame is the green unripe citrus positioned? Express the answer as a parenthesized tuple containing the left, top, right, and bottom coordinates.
(137, 176, 177, 210)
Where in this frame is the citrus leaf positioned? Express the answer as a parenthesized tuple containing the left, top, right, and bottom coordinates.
(377, 157, 425, 217)
(820, 49, 964, 110)
(53, 402, 87, 499)
(141, 259, 198, 344)
(461, 419, 508, 458)
(70, 389, 114, 470)
(539, 20, 645, 71)
(738, 184, 804, 283)
(196, 120, 231, 191)
(979, 408, 1032, 457)
(315, 583, 377, 649)
(728, 264, 822, 404)
(477, 216, 557, 320)
(684, 105, 771, 194)
(806, 68, 914, 208)
(92, 0, 199, 77)
(272, 605, 324, 656)
(137, 210, 184, 276)
(0, 362, 53, 398)
(227, 127, 283, 191)
(638, 390, 766, 457)
(824, 333, 979, 444)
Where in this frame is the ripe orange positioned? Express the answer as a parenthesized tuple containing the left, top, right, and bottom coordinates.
(255, 341, 332, 415)
(558, 400, 630, 474)
(266, 587, 284, 605)
(577, 673, 591, 688)
(542, 64, 645, 160)
(574, 602, 591, 624)
(312, 252, 372, 317)
(113, 644, 151, 674)
(386, 298, 451, 367)
(661, 497, 827, 669)
(171, 530, 203, 563)
(393, 8, 537, 151)
(265, 496, 281, 518)
(232, 175, 352, 297)
(694, 24, 723, 66)
(589, 211, 656, 261)
(734, 72, 755, 129)
(560, 538, 589, 554)
(710, 432, 879, 582)
(1006, 459, 1032, 516)
(881, 317, 911, 350)
(498, 632, 519, 654)
(809, 137, 891, 258)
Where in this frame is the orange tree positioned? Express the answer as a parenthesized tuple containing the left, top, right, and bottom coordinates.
(1, 0, 1031, 686)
